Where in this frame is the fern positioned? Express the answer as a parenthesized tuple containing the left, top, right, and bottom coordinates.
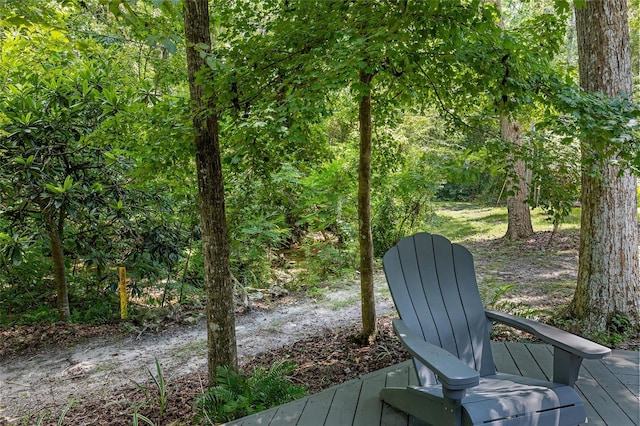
(197, 359, 307, 423)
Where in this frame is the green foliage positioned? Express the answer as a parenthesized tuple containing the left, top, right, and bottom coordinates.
(0, 249, 55, 325)
(298, 156, 357, 238)
(585, 313, 637, 347)
(372, 188, 433, 258)
(434, 148, 504, 203)
(0, 12, 197, 319)
(631, 0, 640, 98)
(552, 312, 638, 347)
(133, 357, 171, 421)
(484, 284, 541, 319)
(0, 251, 123, 326)
(538, 80, 640, 176)
(371, 118, 439, 255)
(3, 0, 634, 332)
(300, 240, 356, 286)
(0, 14, 134, 319)
(525, 131, 580, 229)
(132, 405, 156, 426)
(197, 360, 307, 423)
(69, 288, 120, 324)
(484, 283, 544, 341)
(224, 164, 303, 287)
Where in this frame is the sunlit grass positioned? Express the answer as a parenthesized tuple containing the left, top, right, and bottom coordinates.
(427, 202, 582, 242)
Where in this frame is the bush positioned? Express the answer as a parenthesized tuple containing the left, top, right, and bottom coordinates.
(300, 238, 356, 285)
(69, 288, 120, 324)
(197, 360, 307, 423)
(0, 250, 57, 325)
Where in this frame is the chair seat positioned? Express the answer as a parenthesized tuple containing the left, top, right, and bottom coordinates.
(412, 373, 586, 426)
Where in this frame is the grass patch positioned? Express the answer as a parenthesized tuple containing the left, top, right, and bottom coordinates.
(427, 202, 581, 242)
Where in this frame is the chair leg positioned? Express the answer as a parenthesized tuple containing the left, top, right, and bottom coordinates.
(553, 347, 583, 387)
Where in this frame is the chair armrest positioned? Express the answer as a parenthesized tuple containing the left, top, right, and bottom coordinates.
(485, 309, 611, 359)
(393, 318, 480, 391)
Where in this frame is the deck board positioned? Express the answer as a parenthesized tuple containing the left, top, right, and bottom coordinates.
(353, 373, 386, 426)
(295, 387, 335, 426)
(503, 342, 547, 380)
(323, 378, 362, 425)
(490, 341, 519, 374)
(268, 397, 307, 425)
(225, 342, 639, 426)
(603, 351, 639, 397)
(580, 354, 639, 425)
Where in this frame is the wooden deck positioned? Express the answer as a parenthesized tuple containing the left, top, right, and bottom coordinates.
(225, 342, 639, 426)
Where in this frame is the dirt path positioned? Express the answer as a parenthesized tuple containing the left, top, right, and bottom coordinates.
(0, 275, 396, 423)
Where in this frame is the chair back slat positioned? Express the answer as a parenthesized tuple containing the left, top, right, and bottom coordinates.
(451, 244, 495, 376)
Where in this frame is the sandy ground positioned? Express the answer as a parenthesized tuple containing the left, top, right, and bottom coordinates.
(0, 275, 396, 423)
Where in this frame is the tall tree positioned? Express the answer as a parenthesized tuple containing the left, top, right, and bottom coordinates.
(571, 0, 640, 329)
(183, 0, 237, 381)
(493, 0, 534, 241)
(357, 68, 377, 341)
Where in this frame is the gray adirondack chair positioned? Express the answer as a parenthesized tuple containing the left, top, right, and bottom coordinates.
(380, 233, 611, 426)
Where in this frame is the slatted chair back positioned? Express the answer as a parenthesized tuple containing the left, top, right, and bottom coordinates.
(383, 232, 496, 386)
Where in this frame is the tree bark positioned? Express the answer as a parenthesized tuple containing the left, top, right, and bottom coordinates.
(45, 210, 70, 322)
(357, 69, 377, 342)
(502, 115, 534, 241)
(183, 0, 237, 382)
(572, 0, 639, 329)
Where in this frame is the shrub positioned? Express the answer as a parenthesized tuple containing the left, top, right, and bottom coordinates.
(197, 360, 307, 423)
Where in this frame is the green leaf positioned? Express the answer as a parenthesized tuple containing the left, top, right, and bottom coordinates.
(45, 183, 64, 194)
(161, 38, 177, 54)
(63, 176, 73, 192)
(11, 246, 23, 266)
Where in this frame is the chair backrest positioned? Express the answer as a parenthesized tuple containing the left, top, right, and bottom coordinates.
(383, 233, 495, 386)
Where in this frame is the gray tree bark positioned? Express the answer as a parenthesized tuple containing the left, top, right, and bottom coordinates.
(572, 0, 639, 329)
(183, 0, 237, 382)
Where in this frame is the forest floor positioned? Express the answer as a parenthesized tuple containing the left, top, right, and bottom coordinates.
(1, 231, 638, 425)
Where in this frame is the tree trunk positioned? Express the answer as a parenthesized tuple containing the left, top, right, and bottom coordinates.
(501, 115, 534, 241)
(357, 69, 377, 342)
(45, 210, 70, 322)
(572, 0, 639, 329)
(492, 0, 534, 241)
(183, 0, 237, 382)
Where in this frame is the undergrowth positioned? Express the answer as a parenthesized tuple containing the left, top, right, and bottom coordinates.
(196, 359, 307, 423)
